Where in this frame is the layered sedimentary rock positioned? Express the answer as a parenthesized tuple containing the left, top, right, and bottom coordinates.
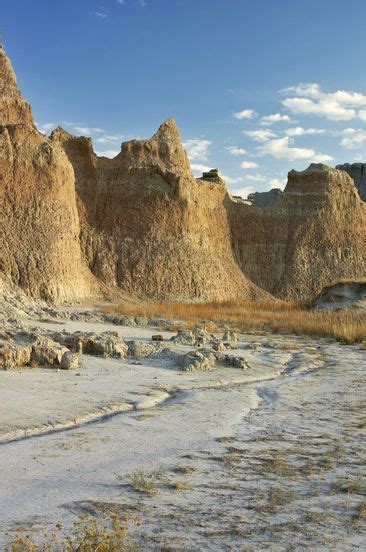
(52, 121, 266, 301)
(247, 188, 283, 209)
(228, 164, 366, 299)
(1, 40, 365, 304)
(336, 163, 366, 201)
(0, 42, 94, 302)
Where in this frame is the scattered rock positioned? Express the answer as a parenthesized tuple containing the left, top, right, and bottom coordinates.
(127, 340, 163, 358)
(48, 331, 128, 358)
(214, 352, 249, 370)
(60, 351, 81, 370)
(179, 350, 216, 372)
(222, 330, 238, 342)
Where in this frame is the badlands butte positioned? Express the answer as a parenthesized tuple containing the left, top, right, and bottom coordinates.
(1, 40, 365, 305)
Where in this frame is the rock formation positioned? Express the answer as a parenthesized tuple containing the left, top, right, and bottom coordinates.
(312, 280, 366, 311)
(335, 163, 366, 201)
(1, 40, 365, 304)
(52, 122, 266, 301)
(198, 168, 225, 187)
(228, 164, 366, 300)
(0, 41, 95, 302)
(247, 188, 283, 209)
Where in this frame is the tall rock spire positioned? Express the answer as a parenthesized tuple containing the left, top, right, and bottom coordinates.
(0, 40, 34, 126)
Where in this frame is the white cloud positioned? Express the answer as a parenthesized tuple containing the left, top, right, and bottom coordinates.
(244, 129, 277, 142)
(231, 186, 255, 199)
(285, 127, 325, 137)
(116, 0, 125, 4)
(359, 110, 366, 122)
(91, 11, 108, 18)
(269, 178, 285, 189)
(224, 175, 244, 185)
(96, 150, 120, 158)
(281, 83, 366, 121)
(73, 126, 104, 135)
(258, 136, 333, 162)
(96, 135, 121, 144)
(340, 128, 366, 149)
(190, 163, 211, 174)
(261, 113, 293, 125)
(240, 161, 259, 169)
(233, 109, 257, 120)
(225, 146, 247, 156)
(246, 173, 266, 182)
(36, 122, 56, 134)
(183, 139, 212, 161)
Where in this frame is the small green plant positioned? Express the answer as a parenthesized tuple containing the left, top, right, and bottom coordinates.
(116, 469, 163, 496)
(9, 514, 138, 551)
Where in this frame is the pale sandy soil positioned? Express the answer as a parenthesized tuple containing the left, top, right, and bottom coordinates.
(0, 316, 365, 550)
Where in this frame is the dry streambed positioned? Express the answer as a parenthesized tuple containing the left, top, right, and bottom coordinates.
(0, 313, 365, 550)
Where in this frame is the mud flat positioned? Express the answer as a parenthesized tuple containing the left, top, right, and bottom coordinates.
(0, 315, 365, 550)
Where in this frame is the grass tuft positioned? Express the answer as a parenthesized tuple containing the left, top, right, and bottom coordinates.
(9, 514, 138, 551)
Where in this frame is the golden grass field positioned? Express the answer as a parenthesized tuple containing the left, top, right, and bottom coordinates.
(104, 300, 366, 344)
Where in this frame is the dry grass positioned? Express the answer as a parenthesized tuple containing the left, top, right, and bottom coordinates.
(9, 514, 138, 551)
(103, 300, 366, 343)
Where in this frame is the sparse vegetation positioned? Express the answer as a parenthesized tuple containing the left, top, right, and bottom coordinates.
(355, 501, 366, 521)
(103, 300, 366, 343)
(116, 469, 163, 496)
(168, 480, 193, 491)
(9, 514, 138, 551)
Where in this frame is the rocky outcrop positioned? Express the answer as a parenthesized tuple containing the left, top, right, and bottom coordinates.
(247, 188, 282, 209)
(228, 164, 366, 300)
(198, 168, 225, 187)
(0, 42, 33, 126)
(335, 163, 366, 201)
(1, 40, 365, 304)
(0, 41, 95, 303)
(312, 280, 366, 311)
(52, 121, 267, 301)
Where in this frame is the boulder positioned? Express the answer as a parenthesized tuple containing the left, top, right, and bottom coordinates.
(179, 350, 216, 372)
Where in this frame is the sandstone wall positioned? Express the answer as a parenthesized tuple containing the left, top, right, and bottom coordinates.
(1, 40, 365, 304)
(53, 121, 268, 301)
(0, 42, 95, 302)
(228, 164, 366, 300)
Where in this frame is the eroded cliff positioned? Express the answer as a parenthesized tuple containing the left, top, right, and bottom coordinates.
(1, 40, 365, 304)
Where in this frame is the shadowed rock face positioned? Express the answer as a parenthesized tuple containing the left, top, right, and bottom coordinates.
(227, 164, 366, 300)
(247, 188, 282, 209)
(1, 42, 365, 303)
(336, 163, 366, 201)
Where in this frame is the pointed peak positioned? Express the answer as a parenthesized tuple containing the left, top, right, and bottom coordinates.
(0, 39, 34, 126)
(152, 118, 180, 142)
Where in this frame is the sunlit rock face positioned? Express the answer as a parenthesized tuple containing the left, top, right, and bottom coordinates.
(1, 41, 365, 304)
(0, 42, 95, 302)
(53, 121, 268, 302)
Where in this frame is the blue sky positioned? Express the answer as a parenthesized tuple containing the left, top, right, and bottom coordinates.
(2, 0, 366, 196)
